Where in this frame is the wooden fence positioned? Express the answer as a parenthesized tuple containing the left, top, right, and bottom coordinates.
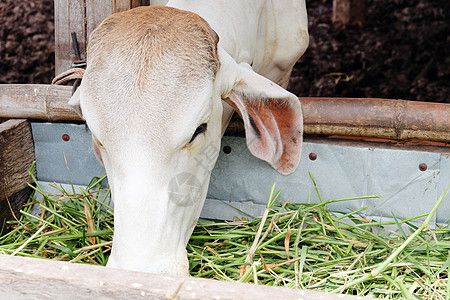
(55, 0, 151, 75)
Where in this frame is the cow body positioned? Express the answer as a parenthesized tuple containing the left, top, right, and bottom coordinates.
(70, 1, 308, 275)
(164, 0, 309, 130)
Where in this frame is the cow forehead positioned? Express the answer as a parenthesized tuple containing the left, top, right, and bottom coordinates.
(82, 6, 220, 146)
(84, 5, 220, 111)
(87, 6, 219, 82)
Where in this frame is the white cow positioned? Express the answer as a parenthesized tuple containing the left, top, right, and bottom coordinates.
(69, 1, 308, 275)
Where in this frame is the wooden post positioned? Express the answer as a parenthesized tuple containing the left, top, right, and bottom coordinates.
(0, 119, 35, 225)
(332, 0, 367, 27)
(54, 0, 86, 76)
(54, 0, 149, 75)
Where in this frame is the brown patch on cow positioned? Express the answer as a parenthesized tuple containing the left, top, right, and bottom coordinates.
(87, 6, 220, 90)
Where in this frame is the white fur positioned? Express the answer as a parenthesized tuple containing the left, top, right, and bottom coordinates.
(70, 1, 308, 275)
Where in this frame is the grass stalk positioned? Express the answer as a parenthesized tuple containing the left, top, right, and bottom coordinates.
(2, 167, 448, 299)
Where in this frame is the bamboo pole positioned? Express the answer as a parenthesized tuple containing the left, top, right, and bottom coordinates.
(300, 97, 450, 143)
(0, 84, 449, 142)
(0, 84, 80, 121)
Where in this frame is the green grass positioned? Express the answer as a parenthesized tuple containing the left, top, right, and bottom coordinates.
(0, 163, 448, 299)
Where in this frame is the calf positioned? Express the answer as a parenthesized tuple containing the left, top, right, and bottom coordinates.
(69, 1, 308, 275)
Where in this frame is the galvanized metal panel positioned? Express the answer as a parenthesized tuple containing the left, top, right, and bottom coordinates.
(437, 156, 450, 223)
(31, 122, 449, 223)
(31, 122, 105, 185)
(364, 148, 441, 222)
(209, 137, 447, 224)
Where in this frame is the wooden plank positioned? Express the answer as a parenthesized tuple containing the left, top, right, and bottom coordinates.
(56, 0, 149, 77)
(86, 0, 146, 35)
(132, 0, 149, 8)
(0, 187, 33, 225)
(54, 0, 69, 75)
(0, 120, 35, 220)
(0, 84, 80, 121)
(332, 0, 367, 27)
(114, 0, 132, 13)
(55, 0, 86, 75)
(86, 1, 114, 39)
(0, 255, 361, 300)
(85, 1, 137, 58)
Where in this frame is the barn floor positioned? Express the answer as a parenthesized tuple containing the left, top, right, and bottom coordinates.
(0, 0, 448, 103)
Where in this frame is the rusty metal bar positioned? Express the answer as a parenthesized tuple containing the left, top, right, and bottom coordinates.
(300, 97, 450, 143)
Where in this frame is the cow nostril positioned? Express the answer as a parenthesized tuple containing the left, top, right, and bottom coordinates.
(223, 146, 232, 154)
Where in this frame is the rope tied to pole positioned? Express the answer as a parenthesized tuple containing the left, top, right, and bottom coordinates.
(52, 67, 85, 95)
(51, 68, 85, 86)
(51, 32, 86, 95)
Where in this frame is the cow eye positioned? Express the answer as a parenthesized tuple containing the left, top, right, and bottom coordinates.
(189, 123, 207, 143)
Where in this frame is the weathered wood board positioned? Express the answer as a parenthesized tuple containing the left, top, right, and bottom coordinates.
(55, 0, 150, 75)
(0, 84, 78, 121)
(332, 0, 367, 27)
(0, 119, 35, 223)
(0, 254, 365, 300)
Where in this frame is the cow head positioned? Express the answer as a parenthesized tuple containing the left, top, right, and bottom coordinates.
(69, 6, 302, 275)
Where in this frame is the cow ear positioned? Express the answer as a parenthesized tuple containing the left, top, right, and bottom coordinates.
(218, 50, 303, 175)
(68, 87, 84, 119)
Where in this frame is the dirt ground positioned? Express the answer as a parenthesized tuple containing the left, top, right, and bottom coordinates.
(288, 0, 449, 103)
(0, 1, 55, 84)
(0, 0, 448, 103)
